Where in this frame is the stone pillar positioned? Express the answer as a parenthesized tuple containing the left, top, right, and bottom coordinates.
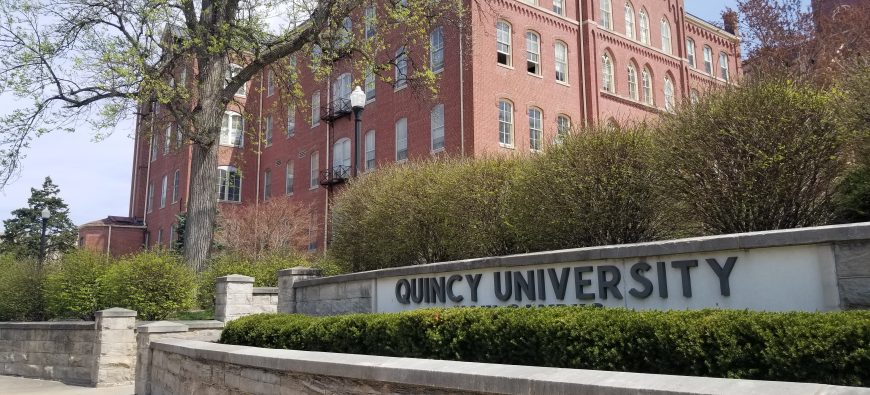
(135, 321, 189, 395)
(278, 267, 321, 313)
(92, 307, 137, 387)
(215, 274, 255, 322)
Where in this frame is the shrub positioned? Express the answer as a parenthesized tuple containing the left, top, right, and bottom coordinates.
(221, 307, 870, 386)
(330, 156, 519, 272)
(0, 254, 44, 321)
(214, 196, 312, 258)
(101, 251, 195, 320)
(43, 249, 111, 320)
(504, 124, 666, 251)
(197, 251, 308, 309)
(657, 79, 848, 234)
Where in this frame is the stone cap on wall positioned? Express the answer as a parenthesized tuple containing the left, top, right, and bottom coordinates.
(151, 339, 868, 395)
(137, 321, 189, 334)
(294, 222, 870, 288)
(278, 267, 322, 277)
(217, 274, 255, 283)
(0, 321, 96, 330)
(253, 287, 279, 295)
(95, 307, 137, 318)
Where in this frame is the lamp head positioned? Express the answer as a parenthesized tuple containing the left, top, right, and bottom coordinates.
(350, 86, 366, 109)
(41, 208, 50, 219)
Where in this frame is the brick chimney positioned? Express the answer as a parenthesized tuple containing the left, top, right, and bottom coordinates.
(722, 9, 739, 35)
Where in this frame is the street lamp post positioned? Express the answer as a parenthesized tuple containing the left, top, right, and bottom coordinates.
(39, 207, 50, 266)
(349, 86, 367, 177)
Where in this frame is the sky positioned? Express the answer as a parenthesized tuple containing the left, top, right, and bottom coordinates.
(0, 0, 798, 229)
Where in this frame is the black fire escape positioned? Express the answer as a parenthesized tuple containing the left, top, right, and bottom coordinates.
(319, 97, 353, 187)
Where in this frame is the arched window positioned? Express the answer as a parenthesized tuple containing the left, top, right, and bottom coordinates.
(526, 31, 541, 75)
(226, 64, 246, 96)
(430, 27, 445, 72)
(333, 138, 351, 172)
(220, 111, 243, 147)
(638, 9, 650, 44)
(642, 67, 653, 105)
(364, 5, 376, 39)
(664, 76, 675, 112)
(364, 130, 376, 171)
(605, 118, 620, 131)
(395, 47, 408, 88)
(218, 165, 241, 202)
(431, 104, 445, 152)
(690, 89, 700, 105)
(703, 46, 713, 74)
(600, 0, 613, 30)
(263, 169, 272, 200)
(498, 99, 514, 147)
(719, 52, 730, 81)
(528, 107, 543, 151)
(556, 115, 571, 138)
(395, 118, 408, 161)
(625, 2, 635, 39)
(602, 52, 615, 93)
(686, 38, 696, 68)
(627, 63, 639, 100)
(661, 18, 672, 54)
(285, 162, 294, 195)
(555, 41, 568, 83)
(496, 20, 512, 66)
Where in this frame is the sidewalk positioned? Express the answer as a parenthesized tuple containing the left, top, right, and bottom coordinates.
(0, 376, 134, 395)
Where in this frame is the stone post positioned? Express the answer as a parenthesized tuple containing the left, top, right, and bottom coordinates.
(278, 267, 321, 313)
(92, 307, 137, 387)
(215, 274, 255, 322)
(135, 321, 189, 395)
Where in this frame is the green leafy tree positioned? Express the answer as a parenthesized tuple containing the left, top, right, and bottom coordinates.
(1, 177, 77, 258)
(0, 0, 465, 269)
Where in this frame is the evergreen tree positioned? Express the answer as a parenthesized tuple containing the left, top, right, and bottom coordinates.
(1, 177, 77, 258)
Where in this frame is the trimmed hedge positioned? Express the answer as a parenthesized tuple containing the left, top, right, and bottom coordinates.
(220, 307, 870, 386)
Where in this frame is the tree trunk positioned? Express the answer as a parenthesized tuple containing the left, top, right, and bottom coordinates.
(184, 141, 219, 271)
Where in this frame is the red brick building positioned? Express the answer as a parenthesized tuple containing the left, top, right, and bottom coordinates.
(82, 0, 741, 254)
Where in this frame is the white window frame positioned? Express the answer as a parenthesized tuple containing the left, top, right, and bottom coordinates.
(720, 52, 730, 81)
(553, 0, 564, 15)
(160, 175, 168, 209)
(365, 68, 376, 101)
(661, 18, 672, 54)
(686, 38, 696, 68)
(625, 2, 635, 39)
(642, 67, 653, 105)
(600, 0, 613, 30)
(163, 124, 172, 155)
(150, 134, 157, 162)
(703, 46, 713, 75)
(365, 5, 376, 39)
(498, 99, 514, 147)
(639, 9, 650, 44)
(267, 69, 275, 96)
(263, 169, 272, 200)
(526, 31, 541, 75)
(220, 111, 244, 147)
(264, 115, 273, 147)
(496, 20, 512, 66)
(431, 104, 445, 152)
(227, 64, 246, 97)
(395, 47, 408, 89)
(311, 92, 321, 127)
(286, 161, 294, 195)
(430, 27, 445, 73)
(172, 169, 180, 203)
(628, 64, 639, 100)
(364, 130, 376, 171)
(602, 52, 615, 93)
(556, 115, 571, 141)
(218, 166, 241, 202)
(664, 76, 675, 112)
(333, 138, 351, 171)
(690, 89, 700, 104)
(287, 104, 296, 137)
(555, 41, 568, 83)
(395, 118, 408, 161)
(309, 152, 319, 189)
(333, 73, 352, 110)
(528, 107, 543, 152)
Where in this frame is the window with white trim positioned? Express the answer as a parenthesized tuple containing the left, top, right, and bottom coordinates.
(146, 183, 153, 213)
(642, 67, 653, 105)
(602, 53, 614, 93)
(264, 115, 273, 146)
(163, 124, 171, 155)
(287, 105, 295, 137)
(628, 64, 639, 100)
(339, 17, 352, 47)
(703, 46, 713, 75)
(365, 130, 376, 170)
(179, 68, 187, 87)
(625, 2, 635, 39)
(150, 134, 157, 161)
(175, 126, 183, 149)
(220, 111, 244, 147)
(395, 118, 408, 161)
(686, 38, 696, 68)
(395, 47, 408, 89)
(496, 20, 512, 66)
(157, 228, 163, 247)
(365, 5, 376, 39)
(719, 52, 730, 81)
(226, 64, 246, 96)
(309, 152, 319, 189)
(498, 100, 514, 147)
(600, 0, 612, 30)
(365, 68, 376, 100)
(285, 161, 294, 195)
(664, 76, 675, 112)
(218, 166, 241, 202)
(430, 27, 444, 73)
(160, 175, 167, 209)
(555, 41, 568, 83)
(528, 107, 542, 152)
(333, 73, 352, 111)
(311, 92, 320, 126)
(526, 31, 540, 75)
(553, 0, 564, 15)
(333, 138, 351, 171)
(661, 18, 672, 54)
(639, 9, 650, 44)
(431, 104, 445, 152)
(267, 69, 275, 96)
(263, 169, 272, 200)
(172, 169, 180, 203)
(690, 89, 700, 104)
(556, 115, 571, 140)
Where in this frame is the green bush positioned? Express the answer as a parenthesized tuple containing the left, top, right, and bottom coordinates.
(221, 307, 870, 386)
(43, 249, 111, 320)
(0, 254, 44, 321)
(101, 251, 195, 320)
(657, 78, 848, 234)
(504, 124, 666, 251)
(197, 251, 308, 309)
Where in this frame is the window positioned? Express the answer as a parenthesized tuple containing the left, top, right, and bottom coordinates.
(496, 20, 512, 66)
(157, 228, 163, 247)
(146, 183, 154, 213)
(172, 169, 180, 203)
(555, 41, 568, 83)
(267, 69, 275, 96)
(333, 138, 351, 174)
(160, 175, 168, 209)
(150, 134, 157, 161)
(526, 31, 540, 75)
(600, 0, 612, 30)
(395, 47, 408, 89)
(664, 76, 675, 112)
(528, 107, 542, 151)
(175, 127, 183, 149)
(639, 9, 649, 44)
(309, 152, 319, 189)
(431, 104, 445, 152)
(339, 17, 352, 47)
(553, 0, 564, 15)
(365, 130, 376, 170)
(287, 105, 295, 137)
(498, 100, 514, 147)
(556, 115, 571, 139)
(169, 224, 175, 245)
(686, 39, 696, 68)
(179, 68, 187, 87)
(365, 68, 376, 100)
(625, 2, 635, 39)
(720, 52, 730, 81)
(365, 5, 376, 39)
(395, 118, 408, 161)
(628, 64, 639, 100)
(218, 166, 241, 202)
(661, 18, 672, 54)
(220, 112, 243, 147)
(690, 89, 700, 104)
(642, 67, 653, 105)
(311, 92, 320, 126)
(430, 27, 444, 73)
(263, 169, 272, 200)
(227, 64, 246, 96)
(602, 52, 614, 93)
(285, 162, 294, 195)
(163, 124, 171, 155)
(703, 46, 713, 75)
(264, 115, 273, 146)
(333, 73, 352, 110)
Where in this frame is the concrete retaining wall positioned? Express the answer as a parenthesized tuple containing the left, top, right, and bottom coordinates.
(143, 338, 870, 395)
(135, 320, 224, 395)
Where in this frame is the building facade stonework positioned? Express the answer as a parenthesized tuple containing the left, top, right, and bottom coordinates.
(83, 0, 740, 253)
